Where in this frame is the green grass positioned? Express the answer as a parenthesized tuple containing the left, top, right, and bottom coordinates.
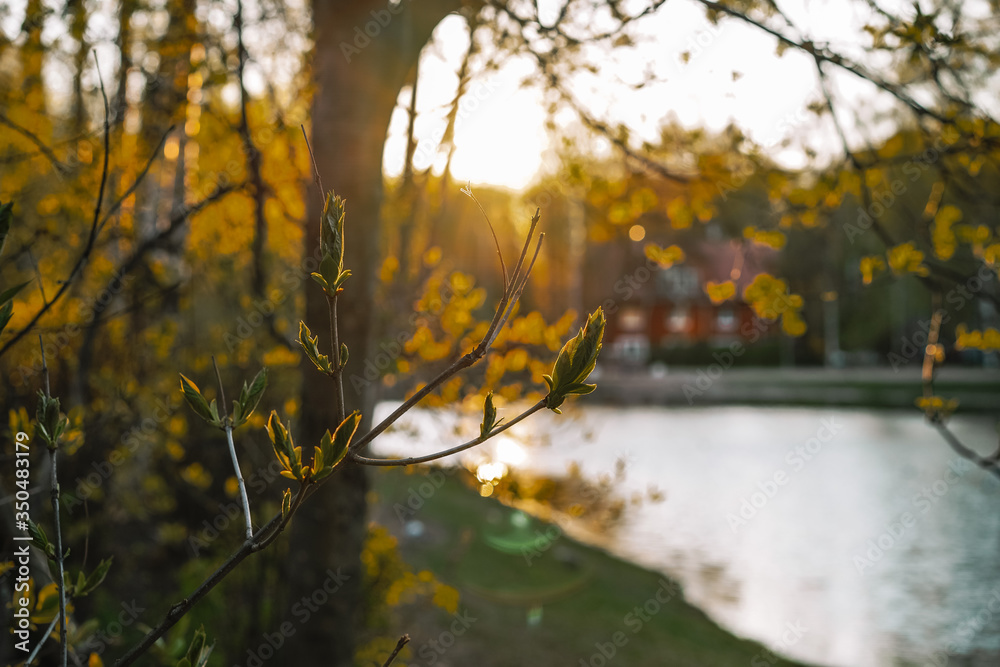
(370, 467, 812, 667)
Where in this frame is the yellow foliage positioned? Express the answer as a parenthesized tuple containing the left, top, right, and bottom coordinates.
(166, 441, 186, 461)
(915, 395, 959, 420)
(860, 255, 886, 285)
(956, 224, 992, 246)
(984, 243, 1000, 267)
(181, 462, 213, 489)
(742, 226, 786, 249)
(262, 346, 300, 368)
(666, 197, 693, 229)
(432, 582, 460, 614)
(423, 246, 442, 267)
(955, 324, 1000, 351)
(644, 243, 685, 267)
(705, 280, 736, 304)
(932, 205, 962, 260)
(886, 242, 929, 277)
(379, 255, 399, 283)
(742, 273, 806, 336)
(505, 348, 529, 372)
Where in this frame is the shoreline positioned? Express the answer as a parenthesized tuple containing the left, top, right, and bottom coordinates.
(587, 365, 1000, 412)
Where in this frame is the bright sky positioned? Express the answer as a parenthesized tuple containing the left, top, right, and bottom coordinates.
(5, 0, 994, 191)
(380, 0, 938, 190)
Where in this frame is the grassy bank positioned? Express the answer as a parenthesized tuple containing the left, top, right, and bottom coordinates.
(370, 466, 812, 667)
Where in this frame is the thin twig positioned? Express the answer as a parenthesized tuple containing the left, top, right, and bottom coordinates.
(0, 181, 237, 360)
(932, 420, 1000, 480)
(39, 338, 67, 667)
(27, 249, 48, 305)
(300, 124, 325, 204)
(328, 293, 346, 425)
(493, 232, 544, 348)
(349, 209, 543, 454)
(351, 400, 546, 467)
(24, 616, 59, 665)
(95, 125, 175, 236)
(461, 186, 507, 288)
(382, 635, 411, 667)
(113, 380, 545, 666)
(213, 356, 253, 540)
(0, 113, 68, 174)
(0, 54, 112, 360)
(39, 334, 49, 396)
(212, 356, 229, 415)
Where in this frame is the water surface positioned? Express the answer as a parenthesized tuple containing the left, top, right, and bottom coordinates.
(372, 403, 1000, 666)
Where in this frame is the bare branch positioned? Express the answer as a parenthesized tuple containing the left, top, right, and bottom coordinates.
(351, 400, 546, 467)
(382, 635, 411, 667)
(349, 208, 544, 454)
(0, 113, 68, 174)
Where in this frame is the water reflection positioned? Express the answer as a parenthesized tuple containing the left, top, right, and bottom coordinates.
(372, 403, 1000, 666)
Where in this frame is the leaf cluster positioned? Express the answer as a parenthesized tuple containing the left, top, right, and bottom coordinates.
(543, 308, 605, 413)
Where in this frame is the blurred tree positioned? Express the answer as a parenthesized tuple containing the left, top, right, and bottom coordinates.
(1, 0, 999, 664)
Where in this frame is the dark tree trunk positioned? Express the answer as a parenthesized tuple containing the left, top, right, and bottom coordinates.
(288, 2, 461, 664)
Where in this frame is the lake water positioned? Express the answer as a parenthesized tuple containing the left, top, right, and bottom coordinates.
(371, 403, 1000, 667)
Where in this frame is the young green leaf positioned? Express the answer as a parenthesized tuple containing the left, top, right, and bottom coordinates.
(180, 625, 214, 667)
(27, 518, 55, 560)
(35, 390, 69, 448)
(0, 300, 13, 337)
(312, 411, 360, 481)
(281, 488, 292, 517)
(77, 557, 113, 597)
(480, 392, 502, 438)
(544, 307, 605, 413)
(310, 271, 333, 294)
(0, 280, 30, 307)
(320, 191, 346, 273)
(266, 411, 302, 481)
(340, 343, 349, 367)
(179, 374, 220, 427)
(298, 321, 332, 374)
(233, 367, 267, 429)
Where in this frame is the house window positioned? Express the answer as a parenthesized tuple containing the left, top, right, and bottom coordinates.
(716, 308, 737, 333)
(668, 305, 691, 333)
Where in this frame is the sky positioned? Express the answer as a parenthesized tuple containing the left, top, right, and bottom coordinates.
(382, 0, 901, 190)
(3, 0, 994, 192)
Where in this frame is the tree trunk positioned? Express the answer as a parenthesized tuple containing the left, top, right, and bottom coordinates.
(289, 2, 460, 664)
